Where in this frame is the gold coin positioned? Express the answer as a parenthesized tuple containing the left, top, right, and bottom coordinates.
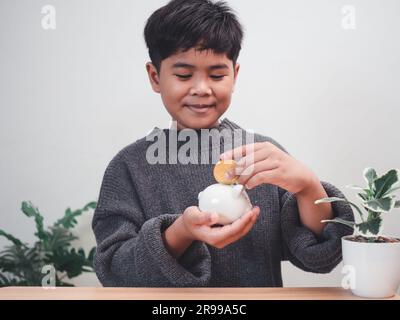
(213, 160, 239, 185)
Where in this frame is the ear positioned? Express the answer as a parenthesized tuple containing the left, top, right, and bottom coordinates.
(233, 63, 240, 93)
(146, 62, 161, 93)
(234, 63, 240, 80)
(232, 184, 244, 198)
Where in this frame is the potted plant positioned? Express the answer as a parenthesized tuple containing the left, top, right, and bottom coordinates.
(0, 201, 96, 287)
(316, 168, 400, 298)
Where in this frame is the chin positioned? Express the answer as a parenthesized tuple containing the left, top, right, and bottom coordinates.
(182, 117, 220, 130)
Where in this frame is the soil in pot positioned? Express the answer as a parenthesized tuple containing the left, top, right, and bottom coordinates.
(346, 235, 400, 243)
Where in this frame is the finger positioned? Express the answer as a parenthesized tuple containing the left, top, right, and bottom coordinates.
(236, 159, 280, 186)
(204, 211, 253, 243)
(214, 207, 260, 248)
(245, 169, 279, 190)
(188, 208, 218, 225)
(235, 146, 273, 168)
(235, 155, 278, 177)
(220, 142, 267, 161)
(207, 207, 259, 243)
(222, 147, 267, 181)
(208, 212, 220, 225)
(230, 206, 260, 238)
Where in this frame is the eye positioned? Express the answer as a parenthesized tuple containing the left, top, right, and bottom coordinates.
(210, 75, 226, 80)
(175, 74, 192, 79)
(175, 74, 226, 80)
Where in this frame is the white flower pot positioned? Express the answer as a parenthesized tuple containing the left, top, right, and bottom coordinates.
(342, 236, 400, 298)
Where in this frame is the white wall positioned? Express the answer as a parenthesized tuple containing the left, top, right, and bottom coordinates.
(1, 0, 399, 287)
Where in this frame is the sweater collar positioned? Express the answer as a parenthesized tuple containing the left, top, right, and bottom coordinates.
(165, 117, 242, 132)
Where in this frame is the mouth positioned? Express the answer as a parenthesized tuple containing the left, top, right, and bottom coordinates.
(185, 104, 216, 114)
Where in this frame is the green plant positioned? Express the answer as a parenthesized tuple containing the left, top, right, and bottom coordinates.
(0, 201, 96, 287)
(315, 168, 400, 239)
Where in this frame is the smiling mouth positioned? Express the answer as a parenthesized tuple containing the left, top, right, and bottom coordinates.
(185, 104, 216, 114)
(186, 104, 215, 108)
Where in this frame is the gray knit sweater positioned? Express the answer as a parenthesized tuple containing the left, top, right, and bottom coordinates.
(92, 118, 354, 287)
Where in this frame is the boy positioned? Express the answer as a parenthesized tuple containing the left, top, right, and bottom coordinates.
(92, 0, 354, 287)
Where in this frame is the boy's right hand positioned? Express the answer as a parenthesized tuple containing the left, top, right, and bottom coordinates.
(180, 206, 260, 249)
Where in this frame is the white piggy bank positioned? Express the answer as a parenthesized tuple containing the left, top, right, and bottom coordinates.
(198, 183, 253, 225)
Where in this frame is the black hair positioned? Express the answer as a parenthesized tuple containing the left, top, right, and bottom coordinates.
(144, 0, 244, 73)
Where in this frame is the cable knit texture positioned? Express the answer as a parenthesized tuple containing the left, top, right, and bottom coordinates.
(92, 118, 354, 287)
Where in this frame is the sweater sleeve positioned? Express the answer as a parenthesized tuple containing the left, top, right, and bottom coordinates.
(92, 151, 211, 287)
(279, 181, 354, 273)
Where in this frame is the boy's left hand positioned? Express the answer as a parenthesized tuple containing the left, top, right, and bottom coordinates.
(220, 142, 319, 194)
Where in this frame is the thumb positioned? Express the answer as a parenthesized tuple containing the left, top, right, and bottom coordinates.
(191, 209, 219, 225)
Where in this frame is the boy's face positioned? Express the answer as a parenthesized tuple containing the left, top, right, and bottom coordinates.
(146, 47, 240, 130)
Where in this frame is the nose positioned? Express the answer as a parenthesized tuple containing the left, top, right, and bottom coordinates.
(189, 78, 212, 96)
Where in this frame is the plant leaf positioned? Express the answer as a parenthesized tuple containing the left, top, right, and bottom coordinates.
(315, 197, 346, 204)
(363, 197, 396, 213)
(382, 186, 400, 197)
(321, 218, 355, 230)
(2, 201, 97, 286)
(21, 201, 48, 241)
(0, 273, 22, 287)
(50, 247, 94, 278)
(357, 193, 367, 201)
(0, 230, 25, 247)
(0, 245, 42, 284)
(357, 216, 382, 235)
(363, 168, 377, 189)
(54, 201, 97, 229)
(373, 169, 399, 198)
(83, 202, 97, 211)
(315, 197, 365, 222)
(87, 247, 96, 265)
(44, 226, 78, 253)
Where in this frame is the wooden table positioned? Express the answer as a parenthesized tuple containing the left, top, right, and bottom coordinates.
(0, 287, 399, 300)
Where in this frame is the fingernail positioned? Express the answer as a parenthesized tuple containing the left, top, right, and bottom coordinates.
(225, 170, 234, 179)
(234, 166, 243, 175)
(245, 184, 252, 190)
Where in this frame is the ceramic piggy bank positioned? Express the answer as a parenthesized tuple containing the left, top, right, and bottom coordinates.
(198, 183, 253, 225)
